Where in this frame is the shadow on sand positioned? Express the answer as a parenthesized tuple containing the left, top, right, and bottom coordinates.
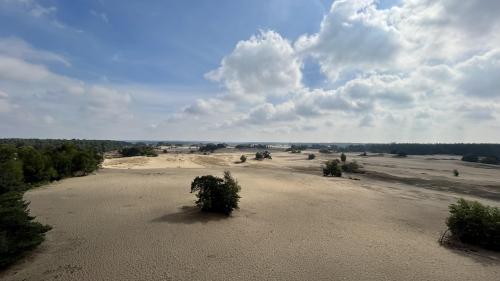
(151, 205, 230, 224)
(440, 234, 500, 266)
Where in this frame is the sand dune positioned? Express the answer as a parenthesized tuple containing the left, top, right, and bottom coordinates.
(2, 151, 500, 280)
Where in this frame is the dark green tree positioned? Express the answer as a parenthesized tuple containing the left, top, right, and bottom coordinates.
(190, 171, 241, 215)
(323, 159, 342, 177)
(340, 153, 346, 162)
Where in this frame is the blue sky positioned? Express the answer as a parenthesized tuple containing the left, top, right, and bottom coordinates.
(0, 0, 499, 142)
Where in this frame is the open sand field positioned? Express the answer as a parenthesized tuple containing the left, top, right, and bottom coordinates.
(2, 151, 500, 280)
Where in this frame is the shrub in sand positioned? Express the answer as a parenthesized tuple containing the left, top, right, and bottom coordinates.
(453, 169, 459, 177)
(323, 159, 342, 177)
(255, 151, 272, 160)
(240, 155, 247, 163)
(340, 152, 346, 162)
(445, 198, 500, 251)
(308, 154, 316, 160)
(341, 160, 361, 173)
(190, 171, 241, 215)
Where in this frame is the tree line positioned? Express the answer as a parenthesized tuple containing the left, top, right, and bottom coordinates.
(340, 143, 500, 158)
(0, 139, 124, 269)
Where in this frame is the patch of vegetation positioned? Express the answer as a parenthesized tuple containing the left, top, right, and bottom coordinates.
(0, 140, 112, 269)
(0, 192, 52, 268)
(255, 151, 272, 160)
(462, 154, 479, 163)
(446, 199, 500, 251)
(479, 156, 499, 165)
(0, 138, 129, 153)
(341, 161, 361, 173)
(323, 159, 342, 177)
(286, 145, 307, 153)
(119, 146, 158, 157)
(308, 154, 316, 160)
(340, 153, 346, 162)
(393, 151, 408, 157)
(341, 143, 500, 160)
(235, 143, 269, 149)
(319, 148, 333, 154)
(199, 143, 227, 153)
(190, 171, 241, 215)
(240, 155, 247, 163)
(453, 169, 459, 177)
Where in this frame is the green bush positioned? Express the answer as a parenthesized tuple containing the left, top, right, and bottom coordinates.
(190, 171, 241, 215)
(308, 154, 315, 160)
(120, 146, 158, 157)
(323, 159, 342, 177)
(446, 199, 500, 251)
(240, 155, 247, 163)
(341, 161, 361, 173)
(255, 151, 271, 160)
(0, 192, 51, 268)
(453, 169, 459, 177)
(340, 153, 346, 162)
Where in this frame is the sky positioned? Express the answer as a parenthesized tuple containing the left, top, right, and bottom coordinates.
(0, 0, 499, 143)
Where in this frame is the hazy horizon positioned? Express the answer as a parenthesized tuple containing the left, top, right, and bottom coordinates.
(1, 0, 499, 142)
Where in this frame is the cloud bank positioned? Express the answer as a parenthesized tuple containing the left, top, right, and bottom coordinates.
(1, 0, 499, 142)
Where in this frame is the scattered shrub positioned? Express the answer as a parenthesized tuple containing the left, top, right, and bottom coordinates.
(340, 153, 346, 162)
(446, 199, 500, 251)
(323, 159, 342, 177)
(359, 152, 367, 156)
(308, 154, 316, 160)
(190, 171, 241, 215)
(240, 155, 247, 163)
(255, 151, 272, 160)
(453, 169, 459, 177)
(319, 148, 333, 154)
(341, 161, 361, 173)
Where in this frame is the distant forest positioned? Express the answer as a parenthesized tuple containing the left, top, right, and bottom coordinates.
(340, 143, 500, 158)
(0, 138, 130, 153)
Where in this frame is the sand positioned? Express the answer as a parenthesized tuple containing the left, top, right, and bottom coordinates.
(2, 151, 500, 280)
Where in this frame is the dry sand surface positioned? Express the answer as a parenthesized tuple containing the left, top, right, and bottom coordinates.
(2, 151, 500, 280)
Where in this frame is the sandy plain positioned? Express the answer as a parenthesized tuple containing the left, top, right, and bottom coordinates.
(2, 151, 500, 280)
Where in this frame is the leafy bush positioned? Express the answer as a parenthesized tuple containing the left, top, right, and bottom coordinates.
(341, 161, 361, 173)
(319, 148, 333, 154)
(340, 153, 346, 162)
(255, 151, 272, 160)
(240, 155, 247, 163)
(453, 169, 459, 177)
(323, 159, 342, 177)
(308, 154, 316, 160)
(190, 171, 241, 215)
(446, 199, 500, 251)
